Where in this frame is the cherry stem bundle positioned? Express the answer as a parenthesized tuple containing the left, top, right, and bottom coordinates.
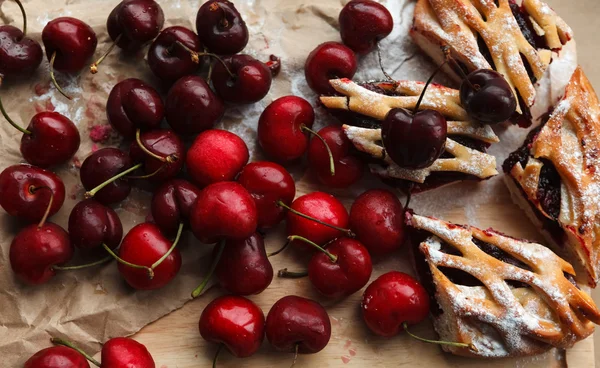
(300, 124, 335, 176)
(212, 344, 223, 368)
(84, 163, 143, 199)
(277, 200, 354, 238)
(402, 322, 478, 352)
(31, 186, 53, 228)
(51, 337, 101, 367)
(50, 52, 72, 100)
(90, 34, 123, 74)
(191, 239, 226, 298)
(288, 235, 337, 262)
(0, 95, 31, 134)
(14, 0, 27, 36)
(277, 268, 308, 278)
(414, 60, 447, 113)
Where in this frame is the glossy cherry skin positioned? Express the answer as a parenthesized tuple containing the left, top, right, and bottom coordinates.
(101, 337, 155, 368)
(196, 0, 249, 55)
(307, 125, 363, 188)
(286, 192, 349, 250)
(68, 199, 123, 250)
(80, 148, 133, 205)
(117, 222, 182, 290)
(106, 78, 164, 139)
(148, 26, 203, 84)
(215, 232, 273, 295)
(339, 0, 394, 55)
(212, 54, 272, 104)
(107, 0, 165, 50)
(257, 96, 315, 162)
(237, 161, 296, 229)
(42, 17, 97, 73)
(165, 75, 225, 135)
(186, 129, 249, 187)
(382, 108, 447, 169)
(151, 179, 201, 236)
(129, 129, 185, 182)
(0, 26, 43, 79)
(24, 346, 90, 368)
(361, 271, 430, 337)
(265, 295, 331, 354)
(10, 222, 72, 285)
(190, 182, 257, 243)
(0, 164, 65, 223)
(460, 69, 517, 125)
(304, 41, 357, 95)
(349, 189, 405, 255)
(308, 237, 372, 298)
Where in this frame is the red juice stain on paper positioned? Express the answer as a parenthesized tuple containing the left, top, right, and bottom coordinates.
(344, 340, 352, 349)
(89, 125, 113, 143)
(341, 356, 351, 364)
(349, 348, 356, 356)
(34, 83, 50, 96)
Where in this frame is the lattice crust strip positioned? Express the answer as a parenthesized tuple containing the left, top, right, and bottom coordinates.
(409, 214, 600, 358)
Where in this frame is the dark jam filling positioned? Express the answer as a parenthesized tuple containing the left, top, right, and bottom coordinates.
(537, 160, 561, 220)
(502, 126, 542, 173)
(509, 1, 549, 50)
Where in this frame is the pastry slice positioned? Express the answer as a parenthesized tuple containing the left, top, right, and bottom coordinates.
(320, 79, 499, 192)
(503, 67, 600, 287)
(407, 212, 600, 358)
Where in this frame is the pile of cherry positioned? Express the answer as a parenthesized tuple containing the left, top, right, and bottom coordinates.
(0, 0, 514, 366)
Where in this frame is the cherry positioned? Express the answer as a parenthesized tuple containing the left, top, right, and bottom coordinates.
(101, 337, 156, 368)
(349, 189, 405, 255)
(190, 181, 257, 243)
(151, 179, 201, 236)
(165, 75, 225, 135)
(196, 0, 249, 55)
(265, 295, 331, 361)
(148, 26, 203, 84)
(460, 69, 517, 125)
(186, 129, 249, 187)
(24, 346, 90, 368)
(339, 0, 393, 55)
(212, 54, 272, 104)
(129, 129, 184, 181)
(257, 96, 315, 162)
(0, 164, 65, 223)
(68, 198, 123, 251)
(265, 55, 281, 77)
(106, 78, 164, 139)
(237, 161, 296, 229)
(80, 148, 134, 205)
(304, 41, 357, 95)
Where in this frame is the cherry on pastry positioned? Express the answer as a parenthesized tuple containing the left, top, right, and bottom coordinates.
(339, 0, 393, 55)
(68, 198, 123, 251)
(237, 161, 296, 229)
(129, 129, 184, 181)
(349, 189, 405, 255)
(41, 17, 97, 99)
(148, 26, 203, 84)
(196, 0, 249, 55)
(80, 147, 136, 205)
(0, 0, 43, 82)
(186, 129, 249, 187)
(165, 75, 225, 135)
(106, 78, 164, 139)
(0, 164, 65, 223)
(190, 181, 257, 243)
(199, 295, 265, 365)
(460, 69, 517, 125)
(304, 41, 357, 95)
(212, 54, 272, 104)
(24, 346, 90, 368)
(151, 179, 201, 236)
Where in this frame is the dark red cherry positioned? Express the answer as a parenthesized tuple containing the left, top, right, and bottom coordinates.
(151, 179, 201, 236)
(148, 26, 203, 84)
(68, 199, 123, 250)
(381, 108, 447, 169)
(42, 17, 97, 73)
(129, 129, 185, 182)
(339, 0, 393, 55)
(107, 0, 165, 50)
(80, 148, 133, 205)
(24, 346, 90, 368)
(0, 24, 43, 80)
(212, 54, 272, 104)
(304, 41, 357, 95)
(165, 75, 225, 135)
(106, 78, 164, 139)
(196, 0, 249, 55)
(460, 69, 517, 125)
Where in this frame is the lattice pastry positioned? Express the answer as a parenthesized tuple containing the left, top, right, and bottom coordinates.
(407, 212, 600, 358)
(320, 78, 499, 192)
(411, 0, 573, 119)
(503, 67, 600, 287)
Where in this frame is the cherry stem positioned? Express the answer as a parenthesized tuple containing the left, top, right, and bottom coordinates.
(267, 239, 290, 257)
(191, 239, 226, 298)
(31, 186, 53, 228)
(377, 43, 394, 83)
(0, 94, 31, 134)
(402, 322, 478, 352)
(403, 185, 413, 211)
(212, 344, 223, 368)
(414, 60, 447, 113)
(151, 222, 184, 270)
(173, 40, 200, 64)
(288, 235, 337, 263)
(50, 52, 72, 100)
(51, 337, 101, 367)
(135, 129, 177, 163)
(13, 0, 27, 36)
(102, 243, 155, 279)
(276, 200, 354, 238)
(125, 164, 165, 179)
(53, 254, 113, 271)
(291, 343, 299, 368)
(84, 163, 143, 199)
(441, 46, 478, 91)
(207, 61, 215, 84)
(278, 268, 308, 278)
(90, 34, 122, 74)
(300, 124, 335, 176)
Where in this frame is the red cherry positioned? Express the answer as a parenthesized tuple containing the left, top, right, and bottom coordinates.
(42, 17, 97, 73)
(148, 26, 203, 84)
(304, 41, 357, 95)
(257, 96, 315, 162)
(339, 0, 393, 55)
(0, 164, 65, 223)
(349, 189, 405, 255)
(186, 129, 249, 187)
(24, 346, 90, 368)
(237, 161, 296, 229)
(361, 271, 429, 337)
(0, 21, 43, 79)
(199, 295, 265, 360)
(68, 199, 123, 251)
(195, 0, 249, 55)
(212, 54, 272, 104)
(80, 148, 133, 205)
(107, 0, 164, 50)
(129, 129, 185, 182)
(151, 179, 201, 236)
(190, 182, 257, 243)
(101, 337, 155, 368)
